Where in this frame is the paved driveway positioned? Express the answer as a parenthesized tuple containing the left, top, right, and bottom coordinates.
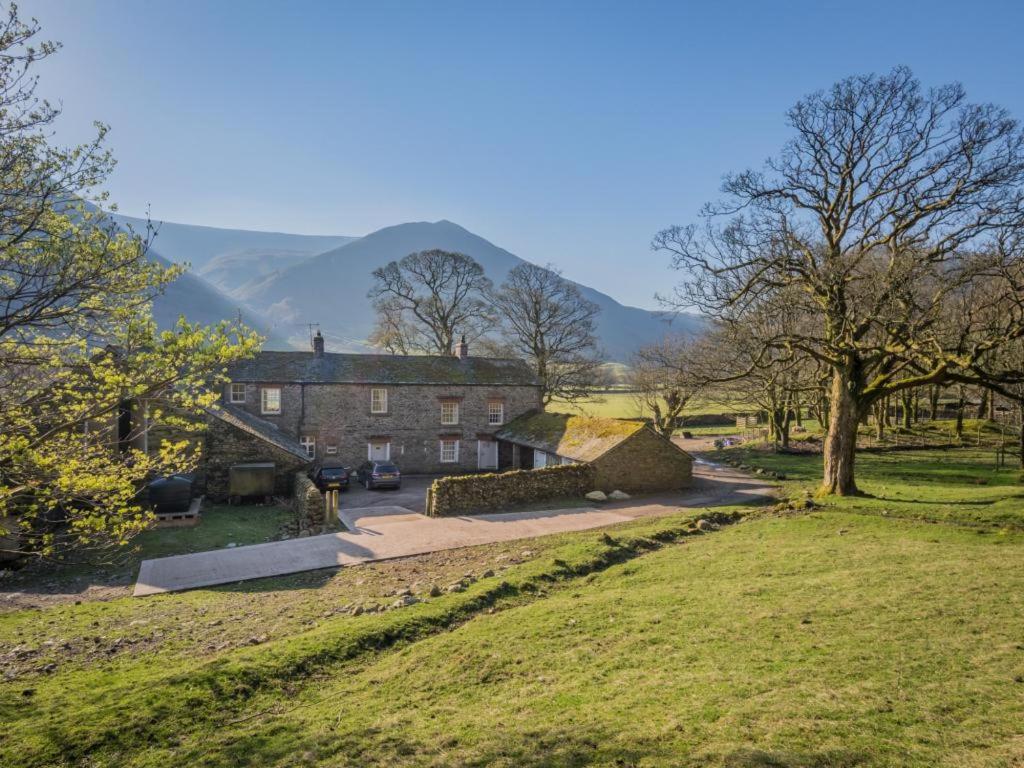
(341, 475, 430, 514)
(134, 461, 771, 596)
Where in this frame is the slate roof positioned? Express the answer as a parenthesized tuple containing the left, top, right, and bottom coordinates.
(495, 411, 649, 463)
(226, 351, 540, 387)
(206, 404, 311, 462)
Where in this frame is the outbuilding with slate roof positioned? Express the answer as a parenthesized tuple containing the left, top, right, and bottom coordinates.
(201, 404, 311, 501)
(495, 411, 693, 493)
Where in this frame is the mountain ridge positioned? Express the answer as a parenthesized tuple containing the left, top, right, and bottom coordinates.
(120, 215, 700, 360)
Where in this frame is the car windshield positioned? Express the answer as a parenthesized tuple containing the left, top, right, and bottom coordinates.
(375, 464, 398, 473)
(321, 468, 345, 478)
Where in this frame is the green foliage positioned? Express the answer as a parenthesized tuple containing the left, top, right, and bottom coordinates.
(0, 6, 262, 557)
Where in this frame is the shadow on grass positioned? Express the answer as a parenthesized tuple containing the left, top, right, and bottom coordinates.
(724, 748, 868, 768)
(180, 718, 871, 768)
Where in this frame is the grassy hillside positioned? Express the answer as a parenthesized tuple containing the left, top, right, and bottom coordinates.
(1, 449, 1022, 766)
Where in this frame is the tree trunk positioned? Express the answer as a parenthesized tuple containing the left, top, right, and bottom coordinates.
(976, 388, 989, 420)
(955, 386, 967, 440)
(929, 386, 940, 420)
(1015, 417, 1024, 473)
(822, 371, 861, 496)
(874, 402, 885, 440)
(901, 392, 913, 429)
(779, 405, 792, 450)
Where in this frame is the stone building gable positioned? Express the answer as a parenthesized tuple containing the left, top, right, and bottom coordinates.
(202, 406, 310, 500)
(589, 426, 693, 493)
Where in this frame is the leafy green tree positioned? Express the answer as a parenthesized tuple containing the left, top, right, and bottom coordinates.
(0, 5, 261, 558)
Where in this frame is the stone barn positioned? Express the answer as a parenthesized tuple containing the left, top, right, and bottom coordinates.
(201, 404, 311, 501)
(494, 412, 693, 494)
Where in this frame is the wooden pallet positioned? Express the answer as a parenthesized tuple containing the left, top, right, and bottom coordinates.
(154, 496, 203, 528)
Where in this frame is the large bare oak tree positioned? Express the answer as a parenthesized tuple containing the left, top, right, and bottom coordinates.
(488, 263, 602, 404)
(368, 249, 495, 355)
(655, 67, 1024, 494)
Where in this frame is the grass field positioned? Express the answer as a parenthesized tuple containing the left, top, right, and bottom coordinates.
(552, 390, 738, 421)
(1, 448, 1023, 766)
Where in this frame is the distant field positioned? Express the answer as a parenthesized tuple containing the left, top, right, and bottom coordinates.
(552, 390, 738, 420)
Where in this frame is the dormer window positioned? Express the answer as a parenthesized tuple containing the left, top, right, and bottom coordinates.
(230, 383, 246, 403)
(261, 387, 281, 415)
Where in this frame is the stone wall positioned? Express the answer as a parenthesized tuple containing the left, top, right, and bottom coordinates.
(590, 427, 693, 493)
(426, 463, 595, 517)
(225, 381, 542, 475)
(202, 415, 308, 501)
(290, 471, 335, 535)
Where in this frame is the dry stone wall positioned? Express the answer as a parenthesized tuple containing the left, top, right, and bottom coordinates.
(427, 463, 595, 517)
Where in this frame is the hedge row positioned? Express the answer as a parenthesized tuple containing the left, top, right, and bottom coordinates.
(427, 463, 595, 517)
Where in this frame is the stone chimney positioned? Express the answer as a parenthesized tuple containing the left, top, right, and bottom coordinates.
(455, 334, 469, 360)
(312, 330, 325, 357)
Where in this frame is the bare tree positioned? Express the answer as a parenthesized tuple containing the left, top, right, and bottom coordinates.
(489, 263, 602, 404)
(630, 336, 704, 436)
(655, 68, 1024, 495)
(368, 250, 495, 355)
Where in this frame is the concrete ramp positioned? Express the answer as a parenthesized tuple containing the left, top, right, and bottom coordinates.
(134, 505, 629, 596)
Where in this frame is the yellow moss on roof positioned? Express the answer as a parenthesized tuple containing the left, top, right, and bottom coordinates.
(495, 411, 646, 463)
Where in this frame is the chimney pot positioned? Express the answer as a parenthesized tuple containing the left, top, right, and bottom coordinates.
(312, 330, 325, 357)
(455, 334, 469, 360)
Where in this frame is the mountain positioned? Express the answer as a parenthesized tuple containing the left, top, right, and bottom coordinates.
(117, 215, 698, 360)
(112, 214, 355, 271)
(109, 215, 356, 349)
(236, 220, 701, 360)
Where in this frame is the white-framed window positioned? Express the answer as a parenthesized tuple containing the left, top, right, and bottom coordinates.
(487, 400, 504, 426)
(440, 400, 460, 425)
(300, 435, 316, 458)
(370, 388, 388, 414)
(230, 383, 246, 403)
(439, 438, 460, 463)
(261, 387, 281, 415)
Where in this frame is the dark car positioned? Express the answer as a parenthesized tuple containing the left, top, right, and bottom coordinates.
(356, 460, 402, 490)
(308, 460, 350, 492)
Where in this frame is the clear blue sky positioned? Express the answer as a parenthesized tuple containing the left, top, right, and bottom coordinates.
(31, 0, 1024, 309)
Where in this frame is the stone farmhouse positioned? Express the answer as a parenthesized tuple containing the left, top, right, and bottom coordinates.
(218, 332, 542, 479)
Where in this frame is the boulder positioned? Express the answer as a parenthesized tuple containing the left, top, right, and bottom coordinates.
(696, 519, 721, 532)
(391, 595, 420, 609)
(585, 490, 608, 502)
(608, 490, 631, 501)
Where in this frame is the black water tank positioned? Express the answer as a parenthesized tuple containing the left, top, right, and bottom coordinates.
(147, 475, 194, 513)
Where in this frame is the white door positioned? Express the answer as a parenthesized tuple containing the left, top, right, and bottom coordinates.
(478, 440, 498, 469)
(369, 441, 390, 461)
(533, 450, 548, 469)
